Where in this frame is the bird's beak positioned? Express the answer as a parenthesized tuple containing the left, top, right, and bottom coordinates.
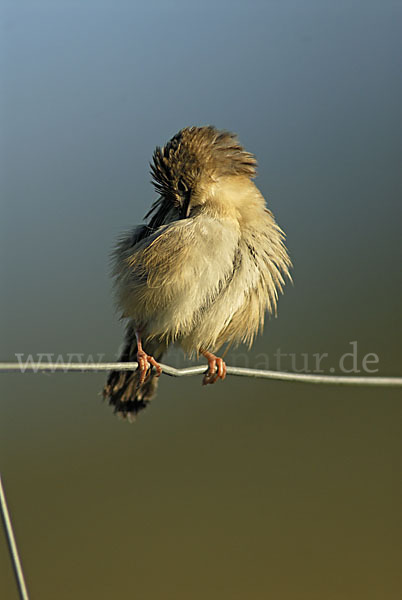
(179, 193, 192, 219)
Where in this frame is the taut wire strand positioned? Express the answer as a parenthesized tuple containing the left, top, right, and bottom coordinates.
(0, 362, 401, 386)
(0, 474, 30, 600)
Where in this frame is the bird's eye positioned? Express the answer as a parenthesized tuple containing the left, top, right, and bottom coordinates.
(177, 180, 187, 194)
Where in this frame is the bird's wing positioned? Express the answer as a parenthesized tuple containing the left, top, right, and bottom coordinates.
(113, 214, 240, 342)
(112, 224, 153, 260)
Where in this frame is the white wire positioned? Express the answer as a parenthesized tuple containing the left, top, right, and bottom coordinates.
(0, 475, 30, 600)
(0, 362, 401, 386)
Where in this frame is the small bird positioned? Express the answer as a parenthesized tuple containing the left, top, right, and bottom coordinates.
(104, 126, 291, 418)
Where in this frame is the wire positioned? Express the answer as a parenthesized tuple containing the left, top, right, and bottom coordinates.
(0, 474, 30, 600)
(0, 362, 401, 386)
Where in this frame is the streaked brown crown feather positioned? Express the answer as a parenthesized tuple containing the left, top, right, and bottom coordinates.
(150, 126, 257, 198)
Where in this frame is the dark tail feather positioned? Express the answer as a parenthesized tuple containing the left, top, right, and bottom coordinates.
(103, 325, 166, 420)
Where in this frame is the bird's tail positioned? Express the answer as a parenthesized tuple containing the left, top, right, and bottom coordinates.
(103, 325, 166, 420)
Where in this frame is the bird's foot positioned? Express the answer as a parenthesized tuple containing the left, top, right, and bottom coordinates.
(201, 350, 227, 385)
(136, 349, 162, 385)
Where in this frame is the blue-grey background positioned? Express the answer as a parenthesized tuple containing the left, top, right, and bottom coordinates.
(1, 1, 401, 599)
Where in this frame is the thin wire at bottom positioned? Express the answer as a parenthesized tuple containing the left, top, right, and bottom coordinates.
(0, 475, 30, 600)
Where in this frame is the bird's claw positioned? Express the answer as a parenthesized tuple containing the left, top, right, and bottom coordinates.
(136, 349, 162, 385)
(202, 353, 227, 385)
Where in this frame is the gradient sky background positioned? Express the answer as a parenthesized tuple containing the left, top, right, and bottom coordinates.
(1, 1, 401, 599)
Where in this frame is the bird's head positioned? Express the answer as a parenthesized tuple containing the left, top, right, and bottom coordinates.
(150, 126, 257, 219)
